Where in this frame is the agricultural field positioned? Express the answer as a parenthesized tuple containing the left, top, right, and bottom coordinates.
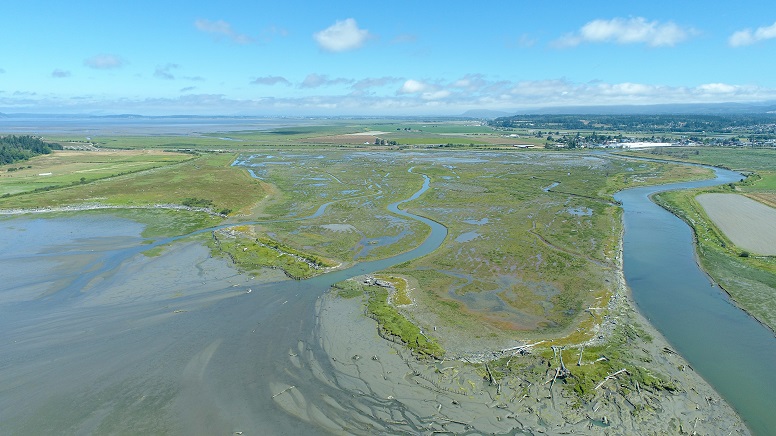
(36, 119, 540, 149)
(196, 120, 538, 147)
(696, 193, 776, 256)
(0, 149, 192, 196)
(0, 151, 266, 235)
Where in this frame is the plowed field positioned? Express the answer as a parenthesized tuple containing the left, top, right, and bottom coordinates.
(697, 193, 776, 255)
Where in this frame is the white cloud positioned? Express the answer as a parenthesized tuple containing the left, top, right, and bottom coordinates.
(729, 21, 776, 47)
(4, 77, 776, 116)
(84, 54, 126, 69)
(352, 77, 403, 90)
(300, 74, 353, 88)
(195, 19, 253, 44)
(251, 76, 291, 86)
(398, 79, 429, 94)
(51, 69, 71, 78)
(452, 74, 490, 92)
(420, 90, 451, 100)
(154, 64, 179, 80)
(697, 83, 738, 93)
(555, 17, 694, 47)
(396, 79, 453, 101)
(313, 18, 371, 52)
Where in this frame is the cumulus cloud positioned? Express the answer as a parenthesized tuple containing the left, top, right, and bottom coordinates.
(154, 64, 179, 80)
(300, 74, 353, 88)
(251, 76, 291, 86)
(729, 20, 776, 47)
(452, 74, 490, 91)
(4, 74, 776, 116)
(195, 19, 254, 44)
(398, 79, 429, 94)
(51, 69, 71, 78)
(697, 83, 739, 93)
(313, 18, 371, 52)
(555, 17, 695, 47)
(420, 90, 452, 100)
(352, 77, 403, 90)
(84, 54, 125, 69)
(397, 79, 451, 100)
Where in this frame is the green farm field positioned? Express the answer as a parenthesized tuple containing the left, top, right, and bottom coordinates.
(0, 151, 266, 226)
(0, 149, 193, 196)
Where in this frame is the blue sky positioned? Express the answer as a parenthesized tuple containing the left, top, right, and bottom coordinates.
(2, 0, 776, 115)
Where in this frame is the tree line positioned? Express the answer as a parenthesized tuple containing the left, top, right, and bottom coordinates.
(0, 135, 62, 165)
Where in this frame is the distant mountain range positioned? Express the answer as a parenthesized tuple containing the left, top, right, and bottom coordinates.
(4, 101, 776, 121)
(462, 102, 776, 119)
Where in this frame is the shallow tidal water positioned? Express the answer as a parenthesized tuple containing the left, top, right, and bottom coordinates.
(0, 175, 448, 435)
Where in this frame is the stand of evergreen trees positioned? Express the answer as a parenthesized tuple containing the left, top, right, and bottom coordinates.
(1, 135, 62, 165)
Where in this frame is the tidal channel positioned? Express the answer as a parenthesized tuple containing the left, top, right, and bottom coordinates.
(615, 166, 776, 435)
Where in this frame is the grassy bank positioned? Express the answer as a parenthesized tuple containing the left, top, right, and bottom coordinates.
(208, 225, 337, 280)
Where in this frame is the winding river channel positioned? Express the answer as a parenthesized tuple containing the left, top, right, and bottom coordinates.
(0, 159, 773, 434)
(615, 165, 776, 435)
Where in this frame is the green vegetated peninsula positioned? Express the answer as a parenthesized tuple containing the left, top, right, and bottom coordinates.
(1, 118, 766, 434)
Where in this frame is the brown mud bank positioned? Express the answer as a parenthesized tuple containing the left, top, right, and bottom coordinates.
(307, 289, 749, 435)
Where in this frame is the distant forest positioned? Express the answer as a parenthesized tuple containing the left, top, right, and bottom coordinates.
(489, 114, 776, 134)
(0, 135, 62, 165)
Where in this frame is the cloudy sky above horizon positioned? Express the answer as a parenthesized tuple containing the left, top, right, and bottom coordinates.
(2, 1, 776, 115)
